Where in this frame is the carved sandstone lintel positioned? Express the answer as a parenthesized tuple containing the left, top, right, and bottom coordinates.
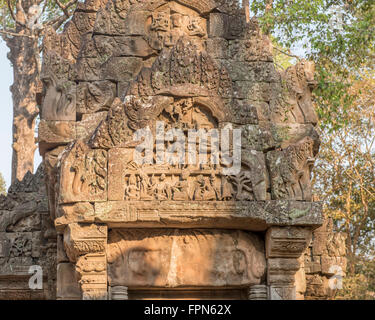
(266, 226, 312, 300)
(63, 223, 108, 300)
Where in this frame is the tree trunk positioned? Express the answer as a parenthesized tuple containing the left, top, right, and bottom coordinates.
(5, 1, 39, 184)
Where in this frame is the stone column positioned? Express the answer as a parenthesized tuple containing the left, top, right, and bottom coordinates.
(63, 223, 108, 300)
(266, 227, 312, 300)
(111, 286, 129, 300)
(248, 285, 268, 300)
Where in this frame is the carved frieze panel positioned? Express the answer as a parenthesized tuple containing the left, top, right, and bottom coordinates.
(58, 141, 107, 203)
(266, 227, 312, 259)
(107, 229, 266, 288)
(146, 2, 207, 51)
(267, 136, 319, 201)
(76, 81, 116, 115)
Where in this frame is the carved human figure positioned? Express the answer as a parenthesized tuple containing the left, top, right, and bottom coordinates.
(173, 170, 191, 200)
(210, 173, 222, 200)
(139, 171, 153, 200)
(148, 174, 157, 197)
(125, 174, 140, 200)
(203, 176, 217, 200)
(221, 175, 234, 200)
(155, 174, 172, 200)
(71, 145, 88, 196)
(169, 13, 185, 45)
(192, 174, 205, 200)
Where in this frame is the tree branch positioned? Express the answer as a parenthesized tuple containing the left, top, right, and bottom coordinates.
(55, 0, 77, 16)
(14, 0, 27, 28)
(6, 0, 18, 24)
(55, 0, 70, 17)
(0, 29, 34, 39)
(273, 46, 301, 60)
(46, 0, 77, 30)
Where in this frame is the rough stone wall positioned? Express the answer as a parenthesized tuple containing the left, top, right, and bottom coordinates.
(0, 165, 56, 299)
(303, 217, 347, 299)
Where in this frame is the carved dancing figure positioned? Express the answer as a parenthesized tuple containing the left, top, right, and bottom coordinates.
(192, 174, 205, 200)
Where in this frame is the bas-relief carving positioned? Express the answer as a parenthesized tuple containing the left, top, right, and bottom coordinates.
(146, 2, 207, 51)
(40, 52, 77, 121)
(107, 229, 266, 288)
(283, 60, 318, 125)
(35, 0, 326, 300)
(40, 76, 76, 121)
(267, 136, 319, 201)
(108, 153, 267, 203)
(58, 141, 107, 203)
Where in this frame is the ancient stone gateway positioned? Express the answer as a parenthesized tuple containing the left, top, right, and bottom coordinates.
(38, 0, 324, 300)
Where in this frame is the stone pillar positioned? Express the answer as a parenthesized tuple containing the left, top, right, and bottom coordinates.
(111, 286, 129, 300)
(248, 285, 268, 300)
(266, 227, 312, 300)
(63, 223, 108, 300)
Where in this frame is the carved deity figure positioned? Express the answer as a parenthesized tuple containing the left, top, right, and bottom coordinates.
(221, 176, 234, 200)
(125, 174, 140, 200)
(139, 171, 153, 200)
(210, 173, 222, 200)
(151, 12, 170, 32)
(173, 170, 191, 200)
(203, 176, 217, 200)
(155, 174, 172, 200)
(192, 174, 205, 200)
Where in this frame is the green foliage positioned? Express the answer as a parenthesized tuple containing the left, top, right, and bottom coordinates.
(250, 0, 375, 128)
(0, 0, 78, 37)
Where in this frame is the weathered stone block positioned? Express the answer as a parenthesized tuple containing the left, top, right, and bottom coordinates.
(102, 56, 143, 81)
(38, 120, 76, 156)
(55, 203, 95, 232)
(76, 112, 107, 142)
(266, 227, 312, 259)
(108, 229, 266, 288)
(57, 263, 81, 299)
(206, 38, 228, 59)
(209, 13, 228, 38)
(76, 81, 116, 114)
(58, 141, 107, 203)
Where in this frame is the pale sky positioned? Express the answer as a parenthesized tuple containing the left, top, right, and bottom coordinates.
(0, 40, 41, 189)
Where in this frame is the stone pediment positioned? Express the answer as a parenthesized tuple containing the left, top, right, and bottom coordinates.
(36, 0, 326, 300)
(90, 37, 231, 148)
